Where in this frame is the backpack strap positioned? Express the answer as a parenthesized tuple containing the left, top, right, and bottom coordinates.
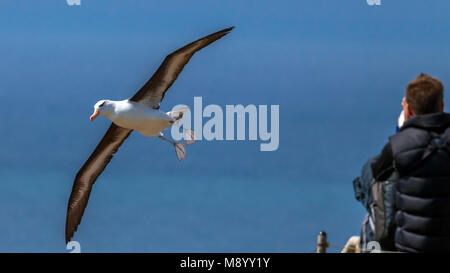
(420, 128, 450, 161)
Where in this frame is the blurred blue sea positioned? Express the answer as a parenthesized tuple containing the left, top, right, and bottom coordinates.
(0, 0, 449, 252)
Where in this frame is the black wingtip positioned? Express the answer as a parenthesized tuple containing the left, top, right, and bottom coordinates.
(214, 26, 234, 36)
(65, 224, 72, 245)
(213, 26, 234, 40)
(65, 231, 71, 245)
(224, 26, 235, 33)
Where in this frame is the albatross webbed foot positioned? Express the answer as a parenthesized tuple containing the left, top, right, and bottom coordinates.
(159, 136, 186, 161)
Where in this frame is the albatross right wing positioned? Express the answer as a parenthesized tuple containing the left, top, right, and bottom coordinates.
(65, 123, 132, 244)
(130, 26, 234, 109)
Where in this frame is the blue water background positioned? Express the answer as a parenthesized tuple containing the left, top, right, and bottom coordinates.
(0, 0, 450, 252)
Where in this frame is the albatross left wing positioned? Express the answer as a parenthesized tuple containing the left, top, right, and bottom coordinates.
(130, 26, 234, 109)
(65, 123, 132, 244)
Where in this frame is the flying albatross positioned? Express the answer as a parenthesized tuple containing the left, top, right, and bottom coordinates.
(65, 27, 234, 244)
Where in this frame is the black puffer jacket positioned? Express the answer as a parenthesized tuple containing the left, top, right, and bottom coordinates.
(390, 113, 450, 252)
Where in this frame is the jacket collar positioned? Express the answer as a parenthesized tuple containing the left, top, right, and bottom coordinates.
(400, 112, 450, 131)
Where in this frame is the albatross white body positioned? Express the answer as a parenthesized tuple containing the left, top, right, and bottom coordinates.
(101, 100, 174, 137)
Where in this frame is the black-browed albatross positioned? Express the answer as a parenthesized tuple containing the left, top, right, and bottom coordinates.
(65, 27, 234, 244)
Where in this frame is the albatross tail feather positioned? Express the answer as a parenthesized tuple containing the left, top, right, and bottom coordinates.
(167, 107, 196, 145)
(167, 107, 190, 126)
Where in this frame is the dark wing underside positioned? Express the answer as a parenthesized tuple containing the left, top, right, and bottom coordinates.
(130, 26, 234, 108)
(65, 124, 132, 243)
(65, 27, 233, 244)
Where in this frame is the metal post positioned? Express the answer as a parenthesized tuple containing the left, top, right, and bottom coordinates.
(316, 231, 329, 253)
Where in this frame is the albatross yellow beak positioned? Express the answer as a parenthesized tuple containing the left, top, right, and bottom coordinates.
(90, 108, 100, 122)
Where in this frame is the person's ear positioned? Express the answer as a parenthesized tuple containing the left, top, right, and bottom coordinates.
(441, 101, 445, 112)
(407, 104, 415, 117)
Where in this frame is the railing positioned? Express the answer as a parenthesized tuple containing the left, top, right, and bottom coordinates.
(315, 231, 402, 253)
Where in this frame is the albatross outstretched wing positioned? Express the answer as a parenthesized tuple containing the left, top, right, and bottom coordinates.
(130, 26, 234, 108)
(65, 26, 234, 244)
(65, 124, 132, 243)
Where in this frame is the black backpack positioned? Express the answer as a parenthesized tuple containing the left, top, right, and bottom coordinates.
(353, 155, 397, 252)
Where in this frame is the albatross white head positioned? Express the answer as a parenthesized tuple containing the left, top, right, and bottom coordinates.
(90, 100, 113, 122)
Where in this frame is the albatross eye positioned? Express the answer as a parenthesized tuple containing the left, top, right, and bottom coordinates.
(99, 101, 106, 108)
